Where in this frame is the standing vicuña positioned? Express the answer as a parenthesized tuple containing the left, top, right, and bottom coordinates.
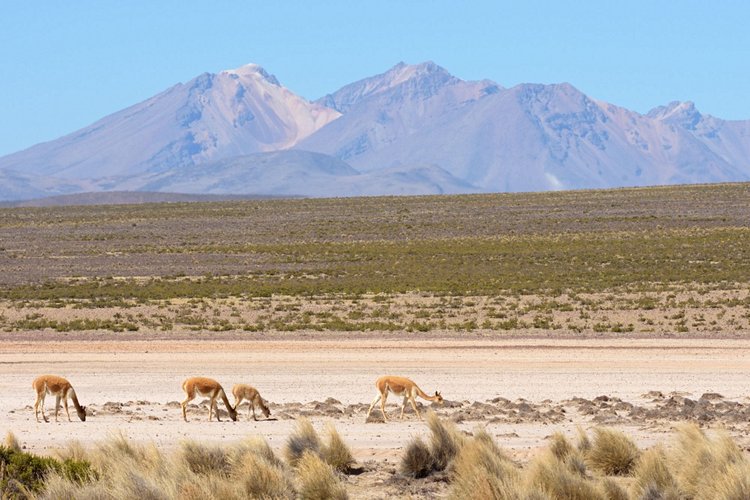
(366, 375, 443, 422)
(181, 377, 237, 422)
(232, 384, 271, 421)
(32, 375, 87, 423)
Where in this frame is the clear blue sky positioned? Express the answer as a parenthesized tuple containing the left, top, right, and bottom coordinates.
(1, 1, 748, 156)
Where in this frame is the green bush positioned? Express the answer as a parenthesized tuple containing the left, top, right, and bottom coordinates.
(0, 445, 95, 497)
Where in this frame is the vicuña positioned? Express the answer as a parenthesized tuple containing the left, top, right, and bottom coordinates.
(366, 375, 443, 422)
(32, 375, 87, 422)
(181, 377, 237, 422)
(232, 384, 271, 420)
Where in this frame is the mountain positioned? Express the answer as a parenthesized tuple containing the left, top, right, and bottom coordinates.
(116, 150, 480, 197)
(1, 61, 749, 201)
(0, 168, 93, 201)
(0, 64, 339, 180)
(299, 62, 750, 192)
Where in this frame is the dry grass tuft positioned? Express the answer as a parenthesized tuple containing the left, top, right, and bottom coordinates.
(400, 437, 434, 479)
(40, 472, 109, 500)
(233, 452, 295, 499)
(53, 440, 89, 463)
(541, 431, 590, 480)
(399, 414, 467, 479)
(670, 423, 748, 498)
(321, 423, 355, 473)
(4, 431, 20, 452)
(426, 411, 465, 471)
(89, 432, 160, 472)
(565, 453, 589, 478)
(231, 436, 284, 469)
(585, 428, 640, 476)
(597, 477, 628, 500)
(549, 431, 575, 461)
(177, 473, 243, 500)
(180, 440, 231, 476)
(295, 451, 348, 500)
(285, 418, 322, 467)
(40, 434, 295, 499)
(576, 426, 592, 454)
(88, 434, 187, 498)
(630, 446, 679, 499)
(449, 429, 521, 500)
(526, 449, 605, 500)
(704, 460, 750, 499)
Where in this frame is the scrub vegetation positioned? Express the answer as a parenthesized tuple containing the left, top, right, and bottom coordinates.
(3, 419, 748, 499)
(1, 183, 749, 335)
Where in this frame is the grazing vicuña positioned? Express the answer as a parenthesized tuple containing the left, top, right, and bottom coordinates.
(32, 375, 86, 423)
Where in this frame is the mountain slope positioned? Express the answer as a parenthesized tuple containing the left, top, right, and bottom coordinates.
(0, 64, 339, 180)
(300, 63, 750, 192)
(117, 150, 479, 197)
(0, 168, 93, 201)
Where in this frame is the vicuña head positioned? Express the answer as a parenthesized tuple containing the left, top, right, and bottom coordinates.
(232, 384, 271, 421)
(366, 375, 443, 422)
(32, 375, 87, 423)
(181, 377, 237, 422)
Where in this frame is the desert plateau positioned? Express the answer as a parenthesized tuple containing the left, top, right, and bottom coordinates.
(1, 184, 750, 497)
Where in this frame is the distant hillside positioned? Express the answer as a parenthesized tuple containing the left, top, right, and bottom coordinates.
(0, 191, 290, 208)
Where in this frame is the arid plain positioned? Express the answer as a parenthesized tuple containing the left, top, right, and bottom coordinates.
(1, 184, 750, 497)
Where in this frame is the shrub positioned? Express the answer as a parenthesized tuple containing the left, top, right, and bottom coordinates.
(0, 445, 95, 498)
(585, 428, 640, 476)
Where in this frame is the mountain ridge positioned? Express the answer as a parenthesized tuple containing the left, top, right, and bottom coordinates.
(1, 61, 749, 201)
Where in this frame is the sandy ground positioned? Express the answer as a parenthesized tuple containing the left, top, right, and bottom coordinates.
(2, 335, 749, 469)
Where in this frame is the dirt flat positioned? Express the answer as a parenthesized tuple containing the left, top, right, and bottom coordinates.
(2, 336, 749, 465)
